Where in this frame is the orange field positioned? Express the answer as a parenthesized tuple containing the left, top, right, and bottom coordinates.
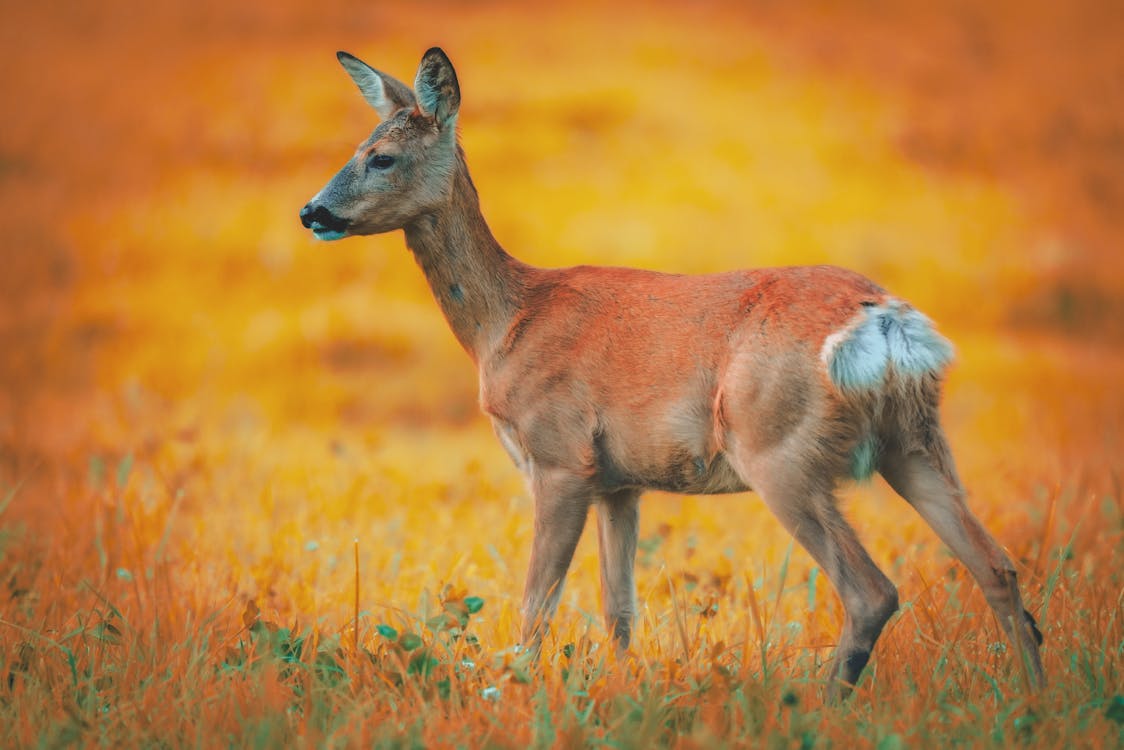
(1, 1, 1122, 746)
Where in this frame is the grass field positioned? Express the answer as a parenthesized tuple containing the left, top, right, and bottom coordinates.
(1, 1, 1122, 746)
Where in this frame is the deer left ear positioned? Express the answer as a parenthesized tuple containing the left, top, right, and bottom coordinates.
(414, 47, 461, 127)
(337, 51, 416, 120)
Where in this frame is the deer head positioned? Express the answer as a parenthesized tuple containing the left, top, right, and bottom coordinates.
(300, 48, 462, 240)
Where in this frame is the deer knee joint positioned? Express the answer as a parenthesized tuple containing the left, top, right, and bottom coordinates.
(990, 565, 1023, 606)
(867, 585, 899, 636)
(862, 579, 899, 628)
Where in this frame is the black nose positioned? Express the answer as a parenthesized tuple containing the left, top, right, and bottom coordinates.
(299, 202, 350, 232)
(299, 202, 316, 228)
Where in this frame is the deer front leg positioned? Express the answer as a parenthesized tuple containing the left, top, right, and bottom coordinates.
(596, 489, 640, 650)
(521, 468, 593, 652)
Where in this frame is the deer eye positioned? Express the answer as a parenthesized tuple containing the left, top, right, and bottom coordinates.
(368, 153, 395, 170)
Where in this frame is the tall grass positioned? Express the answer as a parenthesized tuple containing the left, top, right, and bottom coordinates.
(1, 422, 1121, 747)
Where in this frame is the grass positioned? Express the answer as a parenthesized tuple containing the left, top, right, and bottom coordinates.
(2, 0, 1123, 747)
(2, 425, 1121, 747)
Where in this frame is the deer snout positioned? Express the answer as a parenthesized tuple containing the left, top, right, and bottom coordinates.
(299, 202, 351, 241)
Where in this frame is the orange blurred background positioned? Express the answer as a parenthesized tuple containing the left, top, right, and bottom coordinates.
(1, 0, 1122, 653)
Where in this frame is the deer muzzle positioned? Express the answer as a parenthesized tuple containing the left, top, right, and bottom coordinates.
(299, 202, 351, 241)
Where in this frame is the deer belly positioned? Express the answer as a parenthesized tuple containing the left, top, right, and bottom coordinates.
(596, 442, 747, 494)
(595, 406, 749, 495)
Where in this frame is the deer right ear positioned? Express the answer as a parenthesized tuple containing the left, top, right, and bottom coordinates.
(414, 47, 461, 127)
(337, 51, 416, 120)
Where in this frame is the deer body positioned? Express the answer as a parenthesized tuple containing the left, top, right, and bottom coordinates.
(482, 263, 886, 495)
(301, 48, 1045, 699)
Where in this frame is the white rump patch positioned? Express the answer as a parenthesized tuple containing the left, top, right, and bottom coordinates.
(821, 300, 954, 392)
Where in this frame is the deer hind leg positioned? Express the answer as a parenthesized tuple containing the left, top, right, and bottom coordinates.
(595, 489, 640, 651)
(520, 467, 593, 653)
(878, 435, 1045, 690)
(741, 460, 899, 701)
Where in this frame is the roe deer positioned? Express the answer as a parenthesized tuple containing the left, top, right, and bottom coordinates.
(300, 47, 1044, 699)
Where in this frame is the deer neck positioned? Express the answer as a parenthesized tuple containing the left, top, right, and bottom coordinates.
(403, 153, 528, 362)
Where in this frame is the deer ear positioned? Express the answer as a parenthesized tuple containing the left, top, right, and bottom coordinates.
(337, 51, 416, 120)
(414, 47, 460, 126)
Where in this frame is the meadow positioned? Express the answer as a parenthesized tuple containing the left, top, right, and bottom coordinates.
(1, 1, 1122, 746)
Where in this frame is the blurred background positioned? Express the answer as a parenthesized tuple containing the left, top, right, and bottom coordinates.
(1, 0, 1121, 633)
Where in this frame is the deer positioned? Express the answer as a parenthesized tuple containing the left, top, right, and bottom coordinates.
(299, 47, 1045, 700)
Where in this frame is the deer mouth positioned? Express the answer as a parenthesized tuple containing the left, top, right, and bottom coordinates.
(310, 224, 349, 241)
